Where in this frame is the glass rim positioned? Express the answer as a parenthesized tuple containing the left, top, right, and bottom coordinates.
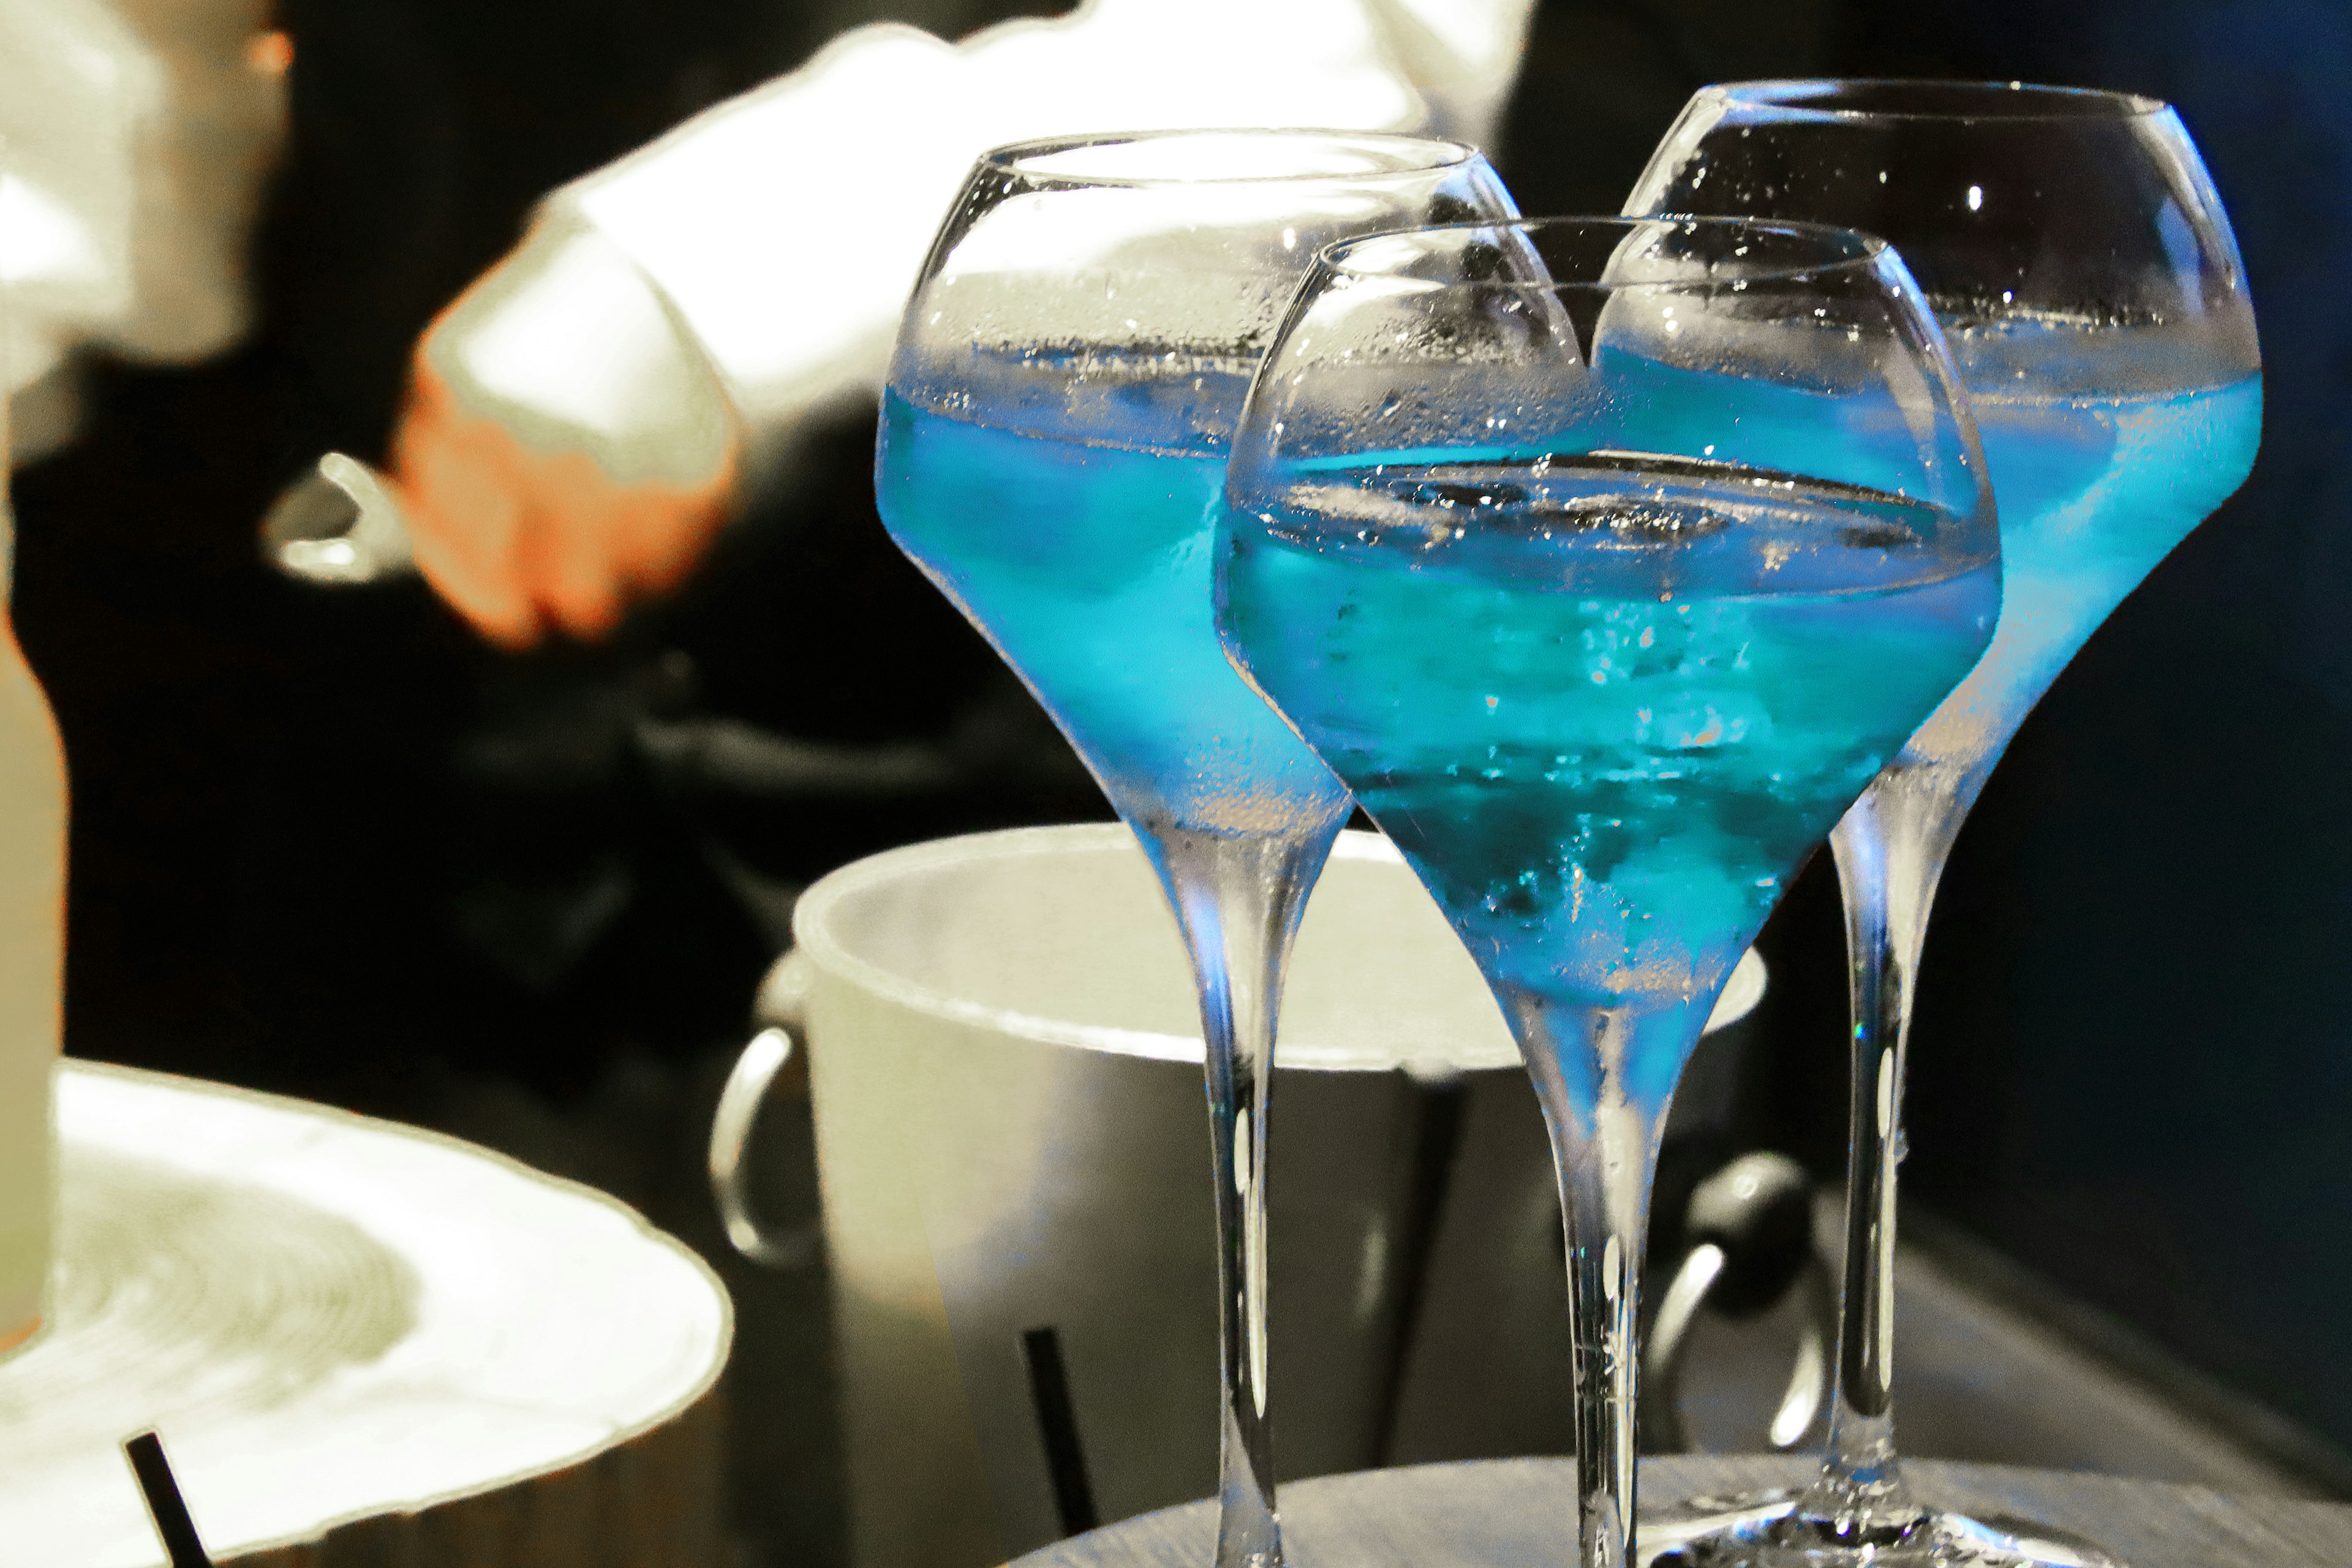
(981, 127, 1482, 189)
(1699, 77, 2169, 123)
(1317, 214, 1894, 290)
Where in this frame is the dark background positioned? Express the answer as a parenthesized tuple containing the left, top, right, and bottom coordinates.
(16, 0, 2352, 1549)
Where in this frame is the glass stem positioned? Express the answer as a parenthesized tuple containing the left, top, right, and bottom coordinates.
(1512, 990, 1689, 1568)
(1807, 755, 1975, 1532)
(1145, 818, 1345, 1568)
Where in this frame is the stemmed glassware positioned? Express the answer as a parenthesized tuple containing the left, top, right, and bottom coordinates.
(1625, 82, 2262, 1567)
(874, 130, 1516, 1568)
(1214, 215, 2000, 1568)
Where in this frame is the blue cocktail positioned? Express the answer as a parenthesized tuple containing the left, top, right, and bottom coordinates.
(876, 130, 1516, 1568)
(1627, 84, 2262, 1566)
(1215, 217, 2001, 1568)
(1221, 454, 1997, 1041)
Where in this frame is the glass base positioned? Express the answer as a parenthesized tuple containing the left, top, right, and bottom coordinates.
(1640, 1489, 2124, 1567)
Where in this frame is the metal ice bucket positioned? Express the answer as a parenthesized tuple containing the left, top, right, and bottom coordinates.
(739, 824, 1762, 1568)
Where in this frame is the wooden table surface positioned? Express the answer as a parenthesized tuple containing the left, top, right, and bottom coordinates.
(1021, 1454, 2352, 1568)
(0, 1062, 732, 1567)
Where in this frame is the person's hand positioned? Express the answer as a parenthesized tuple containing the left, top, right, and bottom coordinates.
(392, 344, 736, 647)
(386, 213, 741, 649)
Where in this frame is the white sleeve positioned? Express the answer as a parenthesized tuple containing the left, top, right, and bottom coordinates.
(1356, 0, 1540, 149)
(550, 0, 1532, 452)
(555, 23, 971, 442)
(0, 0, 151, 401)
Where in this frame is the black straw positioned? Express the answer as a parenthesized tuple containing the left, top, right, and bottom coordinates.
(124, 1430, 214, 1568)
(1371, 1073, 1471, 1464)
(1019, 1325, 1099, 1537)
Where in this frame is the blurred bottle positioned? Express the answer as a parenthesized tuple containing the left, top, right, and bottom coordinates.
(0, 0, 282, 1348)
(0, 0, 288, 458)
(0, 313, 67, 1355)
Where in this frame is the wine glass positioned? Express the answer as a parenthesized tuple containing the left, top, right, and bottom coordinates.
(1214, 214, 1999, 1568)
(1626, 81, 2262, 1567)
(874, 129, 1516, 1568)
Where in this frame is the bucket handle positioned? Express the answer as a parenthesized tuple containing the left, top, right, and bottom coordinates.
(708, 951, 821, 1268)
(1640, 1151, 1836, 1453)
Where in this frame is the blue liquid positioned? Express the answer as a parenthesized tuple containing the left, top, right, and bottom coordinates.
(877, 386, 1352, 835)
(1910, 373, 2263, 774)
(1218, 456, 1997, 1101)
(1520, 337, 2260, 778)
